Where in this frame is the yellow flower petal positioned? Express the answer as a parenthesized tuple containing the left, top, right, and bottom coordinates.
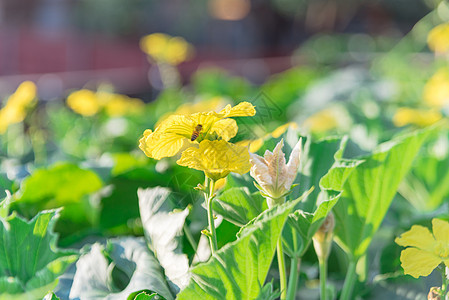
(210, 118, 238, 141)
(399, 247, 442, 278)
(395, 224, 436, 251)
(428, 23, 449, 54)
(432, 219, 449, 244)
(67, 89, 100, 116)
(177, 140, 251, 181)
(218, 101, 256, 118)
(8, 81, 37, 107)
(139, 130, 186, 160)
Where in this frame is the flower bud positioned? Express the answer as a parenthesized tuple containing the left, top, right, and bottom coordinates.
(249, 139, 301, 207)
(313, 212, 335, 260)
(428, 287, 441, 300)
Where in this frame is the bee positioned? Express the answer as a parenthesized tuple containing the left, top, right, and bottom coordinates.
(190, 124, 203, 141)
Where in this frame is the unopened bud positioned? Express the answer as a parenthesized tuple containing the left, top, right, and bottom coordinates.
(313, 212, 335, 260)
(428, 287, 441, 300)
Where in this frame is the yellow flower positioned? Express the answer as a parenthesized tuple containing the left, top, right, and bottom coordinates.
(177, 140, 251, 181)
(427, 23, 449, 54)
(67, 89, 145, 117)
(395, 218, 449, 278)
(423, 69, 449, 108)
(303, 108, 338, 133)
(0, 81, 37, 134)
(139, 102, 255, 160)
(393, 107, 442, 127)
(67, 89, 100, 116)
(140, 33, 193, 65)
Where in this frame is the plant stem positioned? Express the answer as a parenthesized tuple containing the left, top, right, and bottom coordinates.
(286, 256, 301, 300)
(319, 258, 327, 300)
(205, 177, 218, 254)
(183, 223, 198, 252)
(441, 266, 449, 299)
(340, 259, 357, 300)
(277, 238, 287, 300)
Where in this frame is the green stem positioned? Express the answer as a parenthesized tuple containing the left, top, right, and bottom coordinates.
(319, 258, 327, 300)
(277, 238, 287, 300)
(441, 266, 448, 299)
(183, 223, 198, 252)
(206, 177, 218, 254)
(340, 259, 357, 300)
(286, 256, 300, 300)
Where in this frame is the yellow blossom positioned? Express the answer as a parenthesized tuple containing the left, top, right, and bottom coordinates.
(0, 81, 37, 134)
(140, 33, 193, 65)
(67, 89, 145, 117)
(427, 23, 449, 54)
(139, 102, 255, 160)
(423, 69, 449, 108)
(395, 218, 449, 278)
(393, 107, 442, 127)
(303, 108, 338, 133)
(67, 89, 100, 116)
(177, 140, 251, 181)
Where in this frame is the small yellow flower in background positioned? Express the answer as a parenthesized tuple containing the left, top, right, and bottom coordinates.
(302, 108, 339, 133)
(140, 33, 194, 65)
(423, 68, 449, 108)
(237, 122, 298, 153)
(249, 138, 301, 207)
(427, 23, 449, 54)
(67, 89, 99, 116)
(395, 218, 449, 278)
(67, 89, 145, 117)
(393, 107, 442, 127)
(177, 140, 251, 181)
(139, 102, 255, 160)
(0, 81, 37, 134)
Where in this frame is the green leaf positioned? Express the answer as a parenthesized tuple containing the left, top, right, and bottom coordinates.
(322, 127, 436, 259)
(254, 282, 280, 300)
(69, 237, 174, 300)
(0, 210, 78, 299)
(284, 189, 342, 257)
(16, 163, 103, 206)
(43, 292, 60, 300)
(399, 133, 449, 211)
(297, 136, 347, 212)
(0, 191, 12, 218)
(212, 187, 266, 227)
(130, 291, 160, 299)
(138, 187, 190, 293)
(176, 195, 302, 300)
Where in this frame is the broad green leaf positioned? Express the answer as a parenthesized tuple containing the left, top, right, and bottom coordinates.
(399, 133, 449, 211)
(69, 237, 174, 300)
(130, 291, 160, 299)
(322, 127, 436, 259)
(297, 136, 347, 212)
(0, 210, 78, 299)
(138, 187, 190, 293)
(0, 191, 11, 218)
(284, 189, 342, 257)
(16, 163, 103, 206)
(177, 195, 302, 300)
(213, 187, 266, 226)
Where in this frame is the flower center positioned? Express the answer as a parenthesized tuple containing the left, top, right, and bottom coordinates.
(434, 241, 449, 258)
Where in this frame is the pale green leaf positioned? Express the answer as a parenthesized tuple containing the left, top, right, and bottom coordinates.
(177, 195, 302, 300)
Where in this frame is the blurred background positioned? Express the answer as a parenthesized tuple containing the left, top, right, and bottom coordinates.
(0, 0, 433, 100)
